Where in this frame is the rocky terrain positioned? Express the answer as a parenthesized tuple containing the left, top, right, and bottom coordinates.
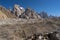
(0, 18, 60, 40)
(0, 4, 60, 40)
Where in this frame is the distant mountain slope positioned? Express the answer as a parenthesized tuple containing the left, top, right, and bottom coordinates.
(0, 11, 8, 19)
(0, 6, 16, 18)
(38, 11, 48, 18)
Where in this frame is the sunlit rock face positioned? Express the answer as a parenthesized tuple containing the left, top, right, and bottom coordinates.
(0, 6, 16, 18)
(0, 6, 9, 19)
(14, 4, 25, 17)
(20, 8, 41, 19)
(0, 11, 8, 19)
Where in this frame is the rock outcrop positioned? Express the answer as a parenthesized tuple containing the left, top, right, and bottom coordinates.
(14, 4, 25, 17)
(20, 8, 41, 19)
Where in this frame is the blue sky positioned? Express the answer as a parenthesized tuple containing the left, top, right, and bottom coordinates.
(0, 0, 60, 16)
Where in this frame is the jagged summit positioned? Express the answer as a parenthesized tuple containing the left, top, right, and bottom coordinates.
(14, 4, 25, 17)
(20, 7, 41, 19)
(0, 4, 42, 19)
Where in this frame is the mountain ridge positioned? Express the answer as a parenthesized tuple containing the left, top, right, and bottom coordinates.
(0, 4, 59, 20)
(0, 4, 46, 19)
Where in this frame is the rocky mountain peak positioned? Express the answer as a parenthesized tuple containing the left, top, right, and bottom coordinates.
(20, 7, 41, 19)
(39, 11, 48, 18)
(14, 4, 25, 17)
(0, 6, 7, 12)
(26, 7, 32, 11)
(0, 5, 41, 19)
